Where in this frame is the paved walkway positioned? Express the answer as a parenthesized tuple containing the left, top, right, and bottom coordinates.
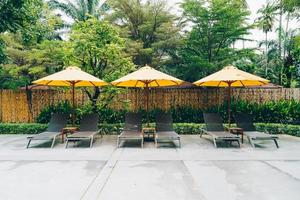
(0, 134, 300, 200)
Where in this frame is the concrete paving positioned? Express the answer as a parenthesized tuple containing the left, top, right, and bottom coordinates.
(0, 134, 300, 200)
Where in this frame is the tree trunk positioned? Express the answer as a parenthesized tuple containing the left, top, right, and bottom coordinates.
(283, 12, 290, 58)
(25, 85, 33, 121)
(278, 0, 283, 85)
(84, 86, 101, 112)
(265, 31, 268, 76)
(278, 0, 283, 58)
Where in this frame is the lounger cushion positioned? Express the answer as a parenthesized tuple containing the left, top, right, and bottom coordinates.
(243, 131, 279, 140)
(118, 131, 143, 139)
(207, 131, 240, 139)
(156, 131, 180, 139)
(27, 131, 61, 140)
(67, 131, 97, 138)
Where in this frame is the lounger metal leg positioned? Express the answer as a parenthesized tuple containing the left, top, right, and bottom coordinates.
(117, 138, 120, 148)
(65, 139, 69, 148)
(26, 139, 32, 148)
(248, 137, 255, 148)
(90, 136, 94, 148)
(155, 138, 158, 148)
(141, 138, 144, 148)
(178, 139, 181, 148)
(274, 139, 279, 148)
(213, 138, 217, 148)
(51, 136, 56, 148)
(237, 140, 241, 148)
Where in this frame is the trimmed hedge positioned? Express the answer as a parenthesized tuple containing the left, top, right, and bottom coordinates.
(0, 122, 300, 137)
(255, 123, 300, 137)
(0, 123, 47, 134)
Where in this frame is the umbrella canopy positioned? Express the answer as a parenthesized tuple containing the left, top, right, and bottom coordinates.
(33, 66, 108, 124)
(194, 65, 269, 87)
(33, 66, 108, 87)
(111, 65, 185, 124)
(193, 65, 270, 126)
(111, 65, 184, 87)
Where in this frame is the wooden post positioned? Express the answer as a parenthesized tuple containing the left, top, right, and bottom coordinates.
(145, 83, 150, 126)
(72, 82, 75, 125)
(228, 83, 232, 127)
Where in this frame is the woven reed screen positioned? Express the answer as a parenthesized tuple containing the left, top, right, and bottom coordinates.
(0, 88, 299, 122)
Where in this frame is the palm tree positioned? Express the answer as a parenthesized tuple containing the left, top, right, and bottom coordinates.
(48, 0, 109, 22)
(257, 2, 276, 76)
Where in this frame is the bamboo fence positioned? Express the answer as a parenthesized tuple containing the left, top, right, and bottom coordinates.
(0, 88, 299, 123)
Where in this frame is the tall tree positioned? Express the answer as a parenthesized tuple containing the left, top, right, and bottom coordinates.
(0, 34, 68, 89)
(107, 0, 182, 67)
(282, 0, 300, 58)
(0, 4, 67, 89)
(0, 0, 43, 33)
(172, 0, 251, 82)
(69, 18, 135, 109)
(256, 2, 276, 76)
(274, 0, 300, 84)
(0, 0, 43, 64)
(48, 0, 108, 22)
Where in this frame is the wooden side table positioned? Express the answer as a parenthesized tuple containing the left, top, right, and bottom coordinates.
(228, 127, 244, 143)
(62, 127, 78, 143)
(142, 127, 156, 141)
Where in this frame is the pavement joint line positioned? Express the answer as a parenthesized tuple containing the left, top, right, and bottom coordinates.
(107, 159, 300, 161)
(79, 146, 119, 200)
(95, 160, 119, 200)
(261, 160, 300, 182)
(0, 159, 108, 161)
(80, 147, 124, 200)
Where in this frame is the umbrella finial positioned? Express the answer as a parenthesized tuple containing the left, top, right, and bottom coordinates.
(66, 66, 81, 70)
(224, 65, 236, 70)
(142, 64, 152, 70)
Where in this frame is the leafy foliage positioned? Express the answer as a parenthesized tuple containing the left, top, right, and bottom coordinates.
(69, 18, 135, 109)
(0, 34, 69, 89)
(0, 0, 43, 33)
(107, 0, 182, 67)
(36, 101, 73, 123)
(36, 99, 300, 125)
(170, 0, 252, 82)
(0, 123, 47, 134)
(48, 0, 109, 22)
(256, 123, 300, 137)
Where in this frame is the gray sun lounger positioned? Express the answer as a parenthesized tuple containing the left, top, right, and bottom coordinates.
(65, 113, 100, 148)
(201, 113, 240, 148)
(117, 113, 143, 148)
(155, 113, 181, 148)
(235, 113, 279, 148)
(27, 113, 68, 148)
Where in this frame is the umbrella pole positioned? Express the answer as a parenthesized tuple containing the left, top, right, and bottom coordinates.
(72, 83, 75, 125)
(146, 84, 150, 127)
(228, 84, 231, 127)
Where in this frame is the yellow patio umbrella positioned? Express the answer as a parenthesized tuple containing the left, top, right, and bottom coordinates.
(193, 65, 269, 126)
(111, 65, 185, 122)
(33, 66, 108, 122)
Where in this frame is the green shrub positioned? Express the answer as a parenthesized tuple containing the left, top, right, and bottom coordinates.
(205, 99, 300, 124)
(99, 123, 124, 135)
(37, 101, 73, 123)
(36, 99, 300, 125)
(0, 123, 47, 134)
